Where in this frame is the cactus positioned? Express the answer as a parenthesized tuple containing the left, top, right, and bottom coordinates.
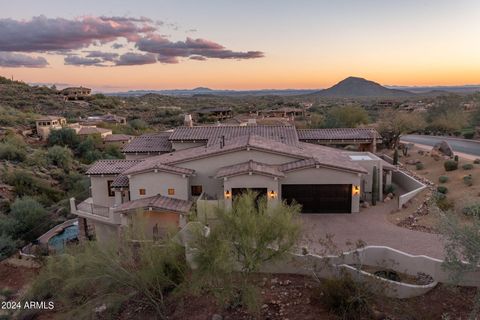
(393, 148, 399, 165)
(372, 165, 379, 205)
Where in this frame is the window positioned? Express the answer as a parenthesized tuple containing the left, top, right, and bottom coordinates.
(107, 180, 115, 197)
(168, 188, 175, 195)
(191, 185, 203, 196)
(139, 188, 146, 196)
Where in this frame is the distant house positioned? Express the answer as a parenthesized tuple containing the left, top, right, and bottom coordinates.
(195, 107, 233, 121)
(35, 116, 67, 140)
(80, 114, 127, 126)
(259, 107, 306, 119)
(76, 126, 112, 138)
(60, 87, 91, 100)
(102, 134, 133, 148)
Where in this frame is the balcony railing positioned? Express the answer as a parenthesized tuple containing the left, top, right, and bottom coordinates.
(70, 197, 121, 224)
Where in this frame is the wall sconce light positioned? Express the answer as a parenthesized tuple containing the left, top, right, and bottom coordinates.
(224, 190, 231, 199)
(269, 190, 277, 199)
(352, 185, 361, 196)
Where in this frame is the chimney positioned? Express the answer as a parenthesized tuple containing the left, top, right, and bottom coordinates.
(184, 114, 193, 127)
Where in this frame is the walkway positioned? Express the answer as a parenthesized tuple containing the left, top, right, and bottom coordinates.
(300, 200, 445, 259)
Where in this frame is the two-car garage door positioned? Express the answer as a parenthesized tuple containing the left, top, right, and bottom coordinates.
(281, 184, 352, 213)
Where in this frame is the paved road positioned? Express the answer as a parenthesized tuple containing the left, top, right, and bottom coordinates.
(402, 135, 480, 157)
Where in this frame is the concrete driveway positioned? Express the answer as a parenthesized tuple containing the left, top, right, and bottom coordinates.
(300, 200, 446, 259)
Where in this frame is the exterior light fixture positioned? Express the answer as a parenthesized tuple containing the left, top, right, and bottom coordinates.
(224, 190, 231, 199)
(269, 190, 277, 199)
(352, 185, 361, 196)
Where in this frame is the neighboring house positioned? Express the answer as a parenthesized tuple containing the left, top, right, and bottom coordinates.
(35, 116, 67, 140)
(60, 87, 91, 100)
(102, 134, 133, 148)
(80, 114, 127, 126)
(122, 132, 173, 160)
(71, 125, 395, 242)
(259, 107, 306, 119)
(195, 107, 233, 121)
(76, 126, 112, 138)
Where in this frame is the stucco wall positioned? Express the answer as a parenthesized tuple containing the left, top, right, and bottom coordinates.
(91, 220, 119, 244)
(179, 149, 299, 199)
(281, 167, 361, 213)
(393, 171, 426, 209)
(129, 171, 189, 201)
(223, 174, 280, 208)
(90, 176, 116, 207)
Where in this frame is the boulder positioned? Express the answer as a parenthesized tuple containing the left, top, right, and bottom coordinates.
(432, 140, 454, 157)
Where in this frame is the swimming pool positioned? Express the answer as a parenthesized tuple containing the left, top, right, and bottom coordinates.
(47, 222, 79, 252)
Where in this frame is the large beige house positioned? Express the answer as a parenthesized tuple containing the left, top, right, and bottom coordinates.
(35, 116, 67, 140)
(71, 125, 395, 242)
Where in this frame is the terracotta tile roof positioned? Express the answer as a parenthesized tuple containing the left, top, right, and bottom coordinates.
(123, 133, 367, 176)
(103, 134, 133, 142)
(297, 128, 381, 141)
(77, 127, 112, 135)
(86, 159, 141, 175)
(215, 160, 285, 179)
(115, 194, 192, 214)
(123, 162, 195, 176)
(169, 125, 299, 146)
(122, 133, 173, 153)
(110, 174, 129, 188)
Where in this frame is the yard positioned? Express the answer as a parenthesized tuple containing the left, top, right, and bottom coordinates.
(384, 145, 480, 232)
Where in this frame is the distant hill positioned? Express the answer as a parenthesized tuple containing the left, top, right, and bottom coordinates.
(108, 88, 319, 97)
(311, 77, 415, 98)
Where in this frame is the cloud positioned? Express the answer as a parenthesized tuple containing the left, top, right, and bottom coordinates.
(0, 52, 48, 68)
(136, 36, 264, 63)
(0, 15, 155, 52)
(64, 55, 105, 66)
(85, 50, 119, 62)
(115, 52, 157, 66)
(0, 15, 264, 67)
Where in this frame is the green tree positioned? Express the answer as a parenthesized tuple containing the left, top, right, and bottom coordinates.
(0, 233, 16, 261)
(47, 127, 79, 149)
(324, 105, 369, 128)
(378, 109, 426, 148)
(192, 191, 301, 311)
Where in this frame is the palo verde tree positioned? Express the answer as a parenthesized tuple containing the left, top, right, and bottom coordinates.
(192, 191, 302, 312)
(378, 109, 426, 148)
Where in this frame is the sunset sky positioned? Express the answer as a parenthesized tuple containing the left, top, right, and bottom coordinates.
(1, 0, 480, 91)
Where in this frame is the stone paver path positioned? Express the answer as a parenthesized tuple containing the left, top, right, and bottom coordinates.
(300, 200, 445, 259)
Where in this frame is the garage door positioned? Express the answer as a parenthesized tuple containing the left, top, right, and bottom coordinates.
(281, 184, 352, 213)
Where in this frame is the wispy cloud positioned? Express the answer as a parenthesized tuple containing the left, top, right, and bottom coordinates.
(0, 52, 48, 68)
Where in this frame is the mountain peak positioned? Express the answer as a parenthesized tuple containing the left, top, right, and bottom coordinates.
(313, 77, 414, 98)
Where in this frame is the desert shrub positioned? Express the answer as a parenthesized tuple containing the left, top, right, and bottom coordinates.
(27, 222, 186, 319)
(103, 145, 124, 159)
(129, 118, 149, 130)
(444, 160, 458, 171)
(463, 175, 473, 186)
(415, 162, 424, 170)
(454, 155, 459, 162)
(438, 176, 449, 183)
(462, 203, 480, 217)
(384, 184, 395, 194)
(192, 191, 301, 312)
(47, 145, 73, 172)
(47, 127, 79, 149)
(317, 273, 374, 320)
(434, 192, 454, 211)
(0, 142, 26, 162)
(6, 197, 49, 243)
(462, 163, 474, 170)
(437, 186, 448, 194)
(0, 233, 16, 261)
(3, 170, 62, 205)
(474, 159, 480, 165)
(25, 149, 48, 167)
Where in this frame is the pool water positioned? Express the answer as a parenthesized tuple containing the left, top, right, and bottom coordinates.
(48, 222, 79, 252)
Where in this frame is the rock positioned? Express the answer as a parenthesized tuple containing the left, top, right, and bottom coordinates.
(211, 314, 223, 320)
(95, 304, 107, 313)
(361, 201, 370, 208)
(418, 150, 425, 155)
(433, 140, 454, 157)
(387, 193, 394, 198)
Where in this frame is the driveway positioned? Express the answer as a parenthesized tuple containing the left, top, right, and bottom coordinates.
(300, 200, 445, 259)
(402, 134, 480, 157)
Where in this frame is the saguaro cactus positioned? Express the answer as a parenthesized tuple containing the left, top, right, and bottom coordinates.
(393, 148, 399, 165)
(372, 165, 379, 205)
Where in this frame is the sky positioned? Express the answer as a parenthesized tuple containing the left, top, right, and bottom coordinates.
(1, 0, 480, 91)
